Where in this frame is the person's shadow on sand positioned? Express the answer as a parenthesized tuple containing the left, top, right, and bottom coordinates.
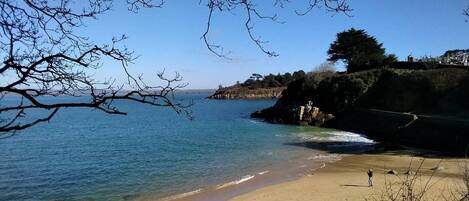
(341, 184, 370, 188)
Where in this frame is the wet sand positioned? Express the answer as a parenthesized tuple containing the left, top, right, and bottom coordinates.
(137, 150, 342, 201)
(230, 152, 468, 201)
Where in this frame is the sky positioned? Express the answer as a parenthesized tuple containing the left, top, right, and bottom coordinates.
(80, 0, 469, 89)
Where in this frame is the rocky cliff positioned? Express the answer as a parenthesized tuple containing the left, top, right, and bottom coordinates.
(208, 86, 286, 99)
(252, 68, 469, 154)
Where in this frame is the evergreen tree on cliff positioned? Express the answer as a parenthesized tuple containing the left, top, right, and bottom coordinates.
(327, 28, 395, 73)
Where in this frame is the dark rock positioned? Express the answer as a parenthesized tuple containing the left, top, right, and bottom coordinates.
(430, 166, 445, 171)
(387, 169, 398, 175)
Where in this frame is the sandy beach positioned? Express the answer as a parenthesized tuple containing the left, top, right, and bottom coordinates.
(230, 152, 468, 201)
(155, 150, 469, 201)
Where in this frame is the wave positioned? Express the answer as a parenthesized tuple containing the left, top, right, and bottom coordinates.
(159, 171, 267, 200)
(307, 153, 341, 160)
(216, 175, 255, 189)
(297, 130, 374, 143)
(257, 171, 269, 175)
(158, 189, 202, 201)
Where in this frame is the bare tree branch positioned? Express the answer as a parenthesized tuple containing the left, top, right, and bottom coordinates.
(0, 0, 191, 134)
(1, 0, 353, 134)
(296, 0, 352, 16)
(464, 5, 469, 22)
(127, 0, 164, 12)
(200, 0, 351, 58)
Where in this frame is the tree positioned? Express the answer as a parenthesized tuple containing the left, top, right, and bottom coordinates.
(312, 62, 336, 73)
(0, 0, 191, 134)
(263, 74, 281, 87)
(327, 28, 389, 72)
(250, 73, 263, 81)
(202, 0, 352, 58)
(2, 1, 469, 134)
(0, 0, 353, 134)
(464, 5, 469, 20)
(383, 54, 398, 66)
(292, 70, 306, 80)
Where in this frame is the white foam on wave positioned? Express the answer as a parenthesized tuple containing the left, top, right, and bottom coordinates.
(257, 171, 269, 175)
(158, 189, 202, 201)
(307, 153, 341, 160)
(159, 173, 261, 200)
(216, 175, 255, 189)
(298, 131, 374, 143)
(318, 163, 326, 169)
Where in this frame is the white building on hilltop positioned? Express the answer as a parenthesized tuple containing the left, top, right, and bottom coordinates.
(441, 49, 469, 66)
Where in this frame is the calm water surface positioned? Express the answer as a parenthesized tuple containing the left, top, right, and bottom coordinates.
(0, 92, 372, 201)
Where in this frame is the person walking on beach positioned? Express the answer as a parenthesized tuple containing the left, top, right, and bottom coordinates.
(367, 169, 373, 187)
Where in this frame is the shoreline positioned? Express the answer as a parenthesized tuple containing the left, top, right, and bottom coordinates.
(135, 129, 378, 201)
(134, 147, 468, 201)
(230, 151, 468, 201)
(135, 150, 344, 201)
(133, 131, 467, 201)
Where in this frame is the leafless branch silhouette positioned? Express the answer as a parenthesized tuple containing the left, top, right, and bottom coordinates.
(0, 0, 191, 134)
(200, 0, 352, 58)
(464, 5, 469, 21)
(367, 158, 469, 201)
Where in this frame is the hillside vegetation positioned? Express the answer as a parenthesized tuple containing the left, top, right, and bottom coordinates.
(249, 28, 469, 153)
(276, 68, 469, 115)
(208, 71, 306, 99)
(252, 68, 469, 153)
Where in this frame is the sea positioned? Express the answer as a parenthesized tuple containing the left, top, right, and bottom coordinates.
(0, 92, 374, 201)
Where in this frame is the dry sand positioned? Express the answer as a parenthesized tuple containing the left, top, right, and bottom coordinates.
(230, 153, 468, 201)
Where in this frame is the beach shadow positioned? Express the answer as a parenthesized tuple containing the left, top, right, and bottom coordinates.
(283, 141, 379, 154)
(341, 184, 370, 188)
(283, 141, 456, 158)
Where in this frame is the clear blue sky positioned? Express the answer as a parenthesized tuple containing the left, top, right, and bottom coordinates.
(82, 0, 469, 89)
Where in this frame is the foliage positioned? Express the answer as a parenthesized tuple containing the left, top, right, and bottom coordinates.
(311, 62, 337, 73)
(327, 28, 395, 72)
(250, 73, 263, 80)
(384, 54, 399, 66)
(417, 56, 440, 63)
(277, 68, 469, 115)
(389, 62, 440, 70)
(241, 70, 306, 89)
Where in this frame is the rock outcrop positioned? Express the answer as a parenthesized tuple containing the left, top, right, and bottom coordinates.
(252, 101, 334, 126)
(294, 101, 334, 126)
(251, 68, 469, 154)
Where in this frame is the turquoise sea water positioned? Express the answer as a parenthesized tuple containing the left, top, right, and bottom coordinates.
(0, 92, 372, 201)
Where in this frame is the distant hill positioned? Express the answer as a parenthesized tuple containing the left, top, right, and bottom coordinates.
(207, 86, 286, 99)
(208, 71, 306, 99)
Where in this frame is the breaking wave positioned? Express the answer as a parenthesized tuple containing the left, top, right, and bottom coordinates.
(297, 130, 374, 144)
(216, 175, 255, 189)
